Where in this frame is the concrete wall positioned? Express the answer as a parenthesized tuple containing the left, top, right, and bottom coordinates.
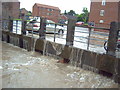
(2, 31, 34, 51)
(34, 38, 120, 83)
(2, 30, 120, 83)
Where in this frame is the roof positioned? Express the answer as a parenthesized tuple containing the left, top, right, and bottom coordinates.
(34, 3, 60, 10)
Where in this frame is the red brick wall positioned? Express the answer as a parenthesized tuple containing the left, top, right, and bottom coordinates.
(12, 2, 20, 19)
(89, 2, 119, 29)
(32, 5, 39, 17)
(32, 4, 60, 23)
(2, 2, 20, 19)
(20, 8, 28, 16)
(118, 2, 120, 22)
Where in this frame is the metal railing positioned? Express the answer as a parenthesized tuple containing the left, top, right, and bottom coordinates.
(2, 18, 119, 55)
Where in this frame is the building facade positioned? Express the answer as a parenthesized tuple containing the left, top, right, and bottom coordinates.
(89, 0, 120, 29)
(32, 3, 61, 23)
(19, 8, 31, 20)
(2, 2, 20, 19)
(20, 8, 28, 17)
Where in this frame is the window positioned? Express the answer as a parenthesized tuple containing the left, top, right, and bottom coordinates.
(47, 13, 52, 16)
(41, 7, 44, 10)
(48, 8, 53, 11)
(100, 10, 105, 16)
(102, 0, 106, 6)
(99, 20, 104, 23)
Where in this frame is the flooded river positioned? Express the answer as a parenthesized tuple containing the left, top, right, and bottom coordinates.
(1, 41, 119, 88)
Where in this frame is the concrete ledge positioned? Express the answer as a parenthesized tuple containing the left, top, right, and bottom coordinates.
(35, 39, 45, 53)
(2, 31, 34, 51)
(59, 45, 72, 59)
(22, 35, 34, 51)
(9, 32, 20, 46)
(69, 47, 82, 66)
(45, 41, 63, 56)
(2, 31, 10, 43)
(96, 54, 116, 74)
(81, 50, 98, 68)
(118, 59, 120, 76)
(35, 39, 64, 56)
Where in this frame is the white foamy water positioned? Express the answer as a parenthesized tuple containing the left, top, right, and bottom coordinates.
(1, 41, 119, 88)
(0, 66, 2, 70)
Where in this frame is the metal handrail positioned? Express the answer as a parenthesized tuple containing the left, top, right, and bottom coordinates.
(2, 18, 111, 51)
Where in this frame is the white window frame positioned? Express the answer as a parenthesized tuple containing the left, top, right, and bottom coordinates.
(102, 0, 106, 6)
(47, 13, 52, 16)
(48, 8, 53, 11)
(100, 10, 105, 16)
(99, 20, 104, 23)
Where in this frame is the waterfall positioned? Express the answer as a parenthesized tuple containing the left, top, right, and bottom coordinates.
(69, 47, 74, 66)
(113, 58, 118, 83)
(43, 40, 47, 56)
(10, 36, 14, 45)
(32, 38, 37, 51)
(23, 40, 28, 50)
(78, 49, 83, 68)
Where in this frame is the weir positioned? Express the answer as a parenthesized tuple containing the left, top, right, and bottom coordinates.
(2, 30, 120, 84)
(1, 41, 118, 88)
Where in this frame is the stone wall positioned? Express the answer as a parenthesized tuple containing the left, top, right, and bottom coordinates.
(2, 30, 120, 83)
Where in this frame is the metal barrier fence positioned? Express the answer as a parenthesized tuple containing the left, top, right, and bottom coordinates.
(2, 18, 120, 55)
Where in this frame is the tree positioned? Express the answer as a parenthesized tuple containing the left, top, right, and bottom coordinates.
(64, 10, 67, 15)
(77, 7, 89, 23)
(27, 11, 32, 16)
(65, 10, 76, 16)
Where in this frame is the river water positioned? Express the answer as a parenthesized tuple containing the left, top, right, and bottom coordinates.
(1, 41, 119, 88)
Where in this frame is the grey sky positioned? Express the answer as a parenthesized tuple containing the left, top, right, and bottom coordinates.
(19, 0, 91, 14)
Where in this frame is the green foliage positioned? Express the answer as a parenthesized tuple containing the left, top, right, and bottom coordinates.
(64, 8, 89, 23)
(77, 7, 89, 23)
(68, 10, 76, 16)
(27, 11, 32, 16)
(64, 10, 76, 16)
(64, 10, 67, 15)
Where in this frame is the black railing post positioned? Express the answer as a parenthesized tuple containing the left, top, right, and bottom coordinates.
(54, 24, 57, 42)
(21, 20, 27, 35)
(8, 19, 13, 32)
(107, 22, 119, 56)
(66, 19, 76, 46)
(39, 18, 46, 39)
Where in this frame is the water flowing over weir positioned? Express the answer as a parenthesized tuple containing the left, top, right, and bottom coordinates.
(1, 31, 120, 88)
(1, 41, 119, 88)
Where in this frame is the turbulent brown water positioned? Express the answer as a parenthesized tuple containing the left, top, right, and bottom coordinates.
(0, 41, 119, 88)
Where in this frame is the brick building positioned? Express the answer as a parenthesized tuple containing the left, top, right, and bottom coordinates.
(20, 8, 28, 17)
(19, 8, 31, 20)
(2, 2, 20, 19)
(32, 3, 61, 23)
(89, 0, 120, 29)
